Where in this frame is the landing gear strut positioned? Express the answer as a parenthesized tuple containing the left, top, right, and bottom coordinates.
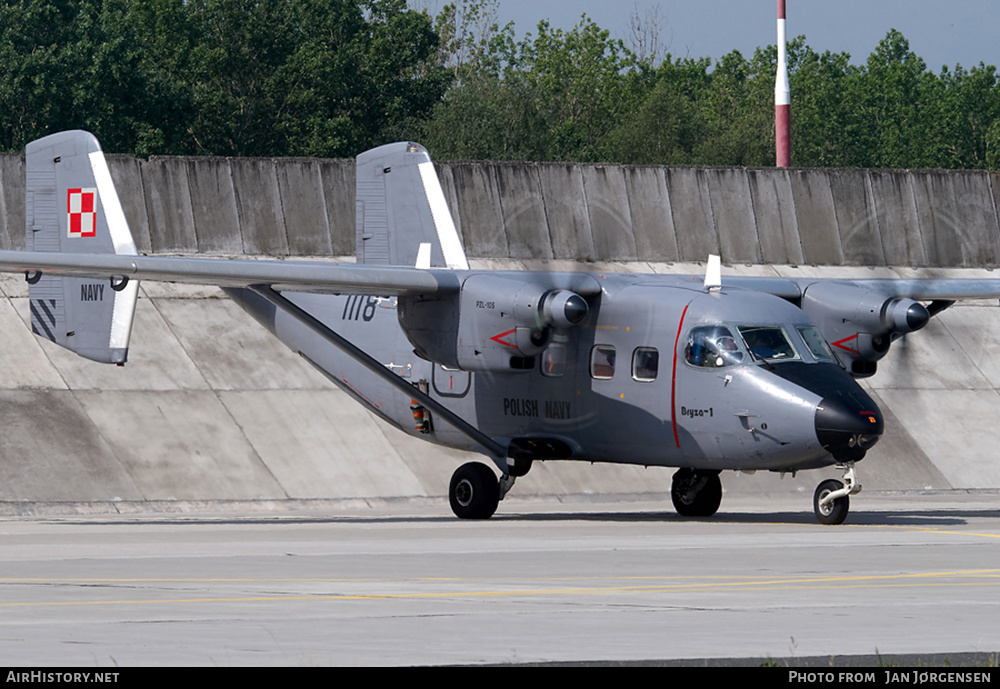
(813, 462, 861, 525)
(671, 468, 723, 518)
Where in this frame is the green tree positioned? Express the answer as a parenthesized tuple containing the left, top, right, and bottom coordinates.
(602, 57, 709, 165)
(934, 63, 1000, 168)
(0, 0, 165, 153)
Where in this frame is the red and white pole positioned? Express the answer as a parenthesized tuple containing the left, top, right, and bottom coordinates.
(775, 0, 791, 167)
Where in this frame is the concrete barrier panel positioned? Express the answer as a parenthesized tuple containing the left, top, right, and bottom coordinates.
(828, 168, 886, 266)
(911, 171, 965, 266)
(318, 159, 355, 255)
(153, 297, 327, 390)
(107, 155, 152, 254)
(538, 164, 594, 260)
(868, 170, 926, 266)
(788, 169, 844, 264)
(952, 171, 1000, 266)
(141, 156, 198, 252)
(1, 153, 24, 251)
(219, 389, 430, 498)
(436, 162, 463, 248)
(707, 168, 760, 263)
(495, 164, 552, 260)
(747, 168, 803, 265)
(992, 172, 1000, 244)
(582, 165, 637, 261)
(276, 159, 334, 256)
(80, 390, 286, 500)
(8, 150, 1000, 268)
(928, 306, 1000, 390)
(876, 388, 1000, 487)
(231, 158, 289, 255)
(913, 170, 1000, 267)
(441, 162, 509, 259)
(662, 167, 719, 261)
(0, 296, 66, 389)
(0, 390, 144, 501)
(623, 167, 679, 262)
(858, 388, 951, 490)
(184, 157, 242, 254)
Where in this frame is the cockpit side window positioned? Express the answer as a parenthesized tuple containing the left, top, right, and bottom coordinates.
(738, 325, 799, 362)
(796, 325, 836, 362)
(684, 326, 744, 368)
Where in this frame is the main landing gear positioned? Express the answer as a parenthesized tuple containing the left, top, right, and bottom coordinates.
(670, 468, 723, 518)
(449, 462, 500, 519)
(448, 458, 526, 520)
(813, 462, 861, 525)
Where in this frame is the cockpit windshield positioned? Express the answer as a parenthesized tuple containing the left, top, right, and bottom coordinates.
(795, 325, 837, 362)
(737, 325, 799, 362)
(685, 323, 835, 369)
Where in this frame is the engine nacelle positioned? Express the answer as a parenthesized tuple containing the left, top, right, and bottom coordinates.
(398, 275, 592, 373)
(800, 282, 929, 377)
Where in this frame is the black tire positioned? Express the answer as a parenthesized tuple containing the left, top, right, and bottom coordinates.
(813, 479, 850, 525)
(449, 462, 500, 519)
(671, 469, 723, 518)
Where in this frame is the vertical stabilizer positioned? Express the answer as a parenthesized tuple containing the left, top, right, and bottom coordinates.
(355, 142, 468, 270)
(25, 130, 139, 364)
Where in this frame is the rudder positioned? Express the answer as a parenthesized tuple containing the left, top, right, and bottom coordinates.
(355, 142, 468, 270)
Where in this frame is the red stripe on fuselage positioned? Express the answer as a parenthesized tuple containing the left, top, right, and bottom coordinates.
(671, 304, 690, 449)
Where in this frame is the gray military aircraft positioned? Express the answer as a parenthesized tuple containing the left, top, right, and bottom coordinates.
(1, 130, 997, 524)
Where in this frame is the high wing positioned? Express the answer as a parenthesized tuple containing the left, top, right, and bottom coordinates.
(0, 249, 455, 296)
(720, 276, 1000, 302)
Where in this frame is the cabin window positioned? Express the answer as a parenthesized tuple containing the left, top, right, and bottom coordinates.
(684, 326, 744, 368)
(796, 325, 836, 362)
(590, 345, 616, 379)
(632, 347, 659, 381)
(738, 325, 799, 362)
(541, 343, 567, 377)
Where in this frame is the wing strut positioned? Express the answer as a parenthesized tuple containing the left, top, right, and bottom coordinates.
(249, 285, 508, 461)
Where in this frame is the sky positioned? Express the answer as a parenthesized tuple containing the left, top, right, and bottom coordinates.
(415, 1, 1000, 72)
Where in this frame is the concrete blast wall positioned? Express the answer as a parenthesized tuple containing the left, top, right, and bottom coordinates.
(3, 152, 1000, 509)
(1, 152, 1000, 266)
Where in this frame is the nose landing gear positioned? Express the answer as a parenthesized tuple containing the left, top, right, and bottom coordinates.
(813, 462, 861, 525)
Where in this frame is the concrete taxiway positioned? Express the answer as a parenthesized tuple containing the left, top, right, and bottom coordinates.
(0, 493, 997, 666)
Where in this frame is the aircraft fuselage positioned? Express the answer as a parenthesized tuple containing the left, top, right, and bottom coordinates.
(226, 271, 884, 476)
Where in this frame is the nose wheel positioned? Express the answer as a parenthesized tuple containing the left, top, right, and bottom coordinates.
(813, 462, 861, 525)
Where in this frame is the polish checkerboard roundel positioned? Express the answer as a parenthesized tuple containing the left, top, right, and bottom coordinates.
(67, 187, 97, 238)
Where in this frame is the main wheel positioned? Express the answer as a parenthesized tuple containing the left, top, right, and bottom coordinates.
(449, 462, 500, 519)
(813, 479, 850, 525)
(671, 469, 723, 517)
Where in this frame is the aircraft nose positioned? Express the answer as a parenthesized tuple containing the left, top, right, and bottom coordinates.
(763, 361, 885, 462)
(814, 394, 883, 462)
